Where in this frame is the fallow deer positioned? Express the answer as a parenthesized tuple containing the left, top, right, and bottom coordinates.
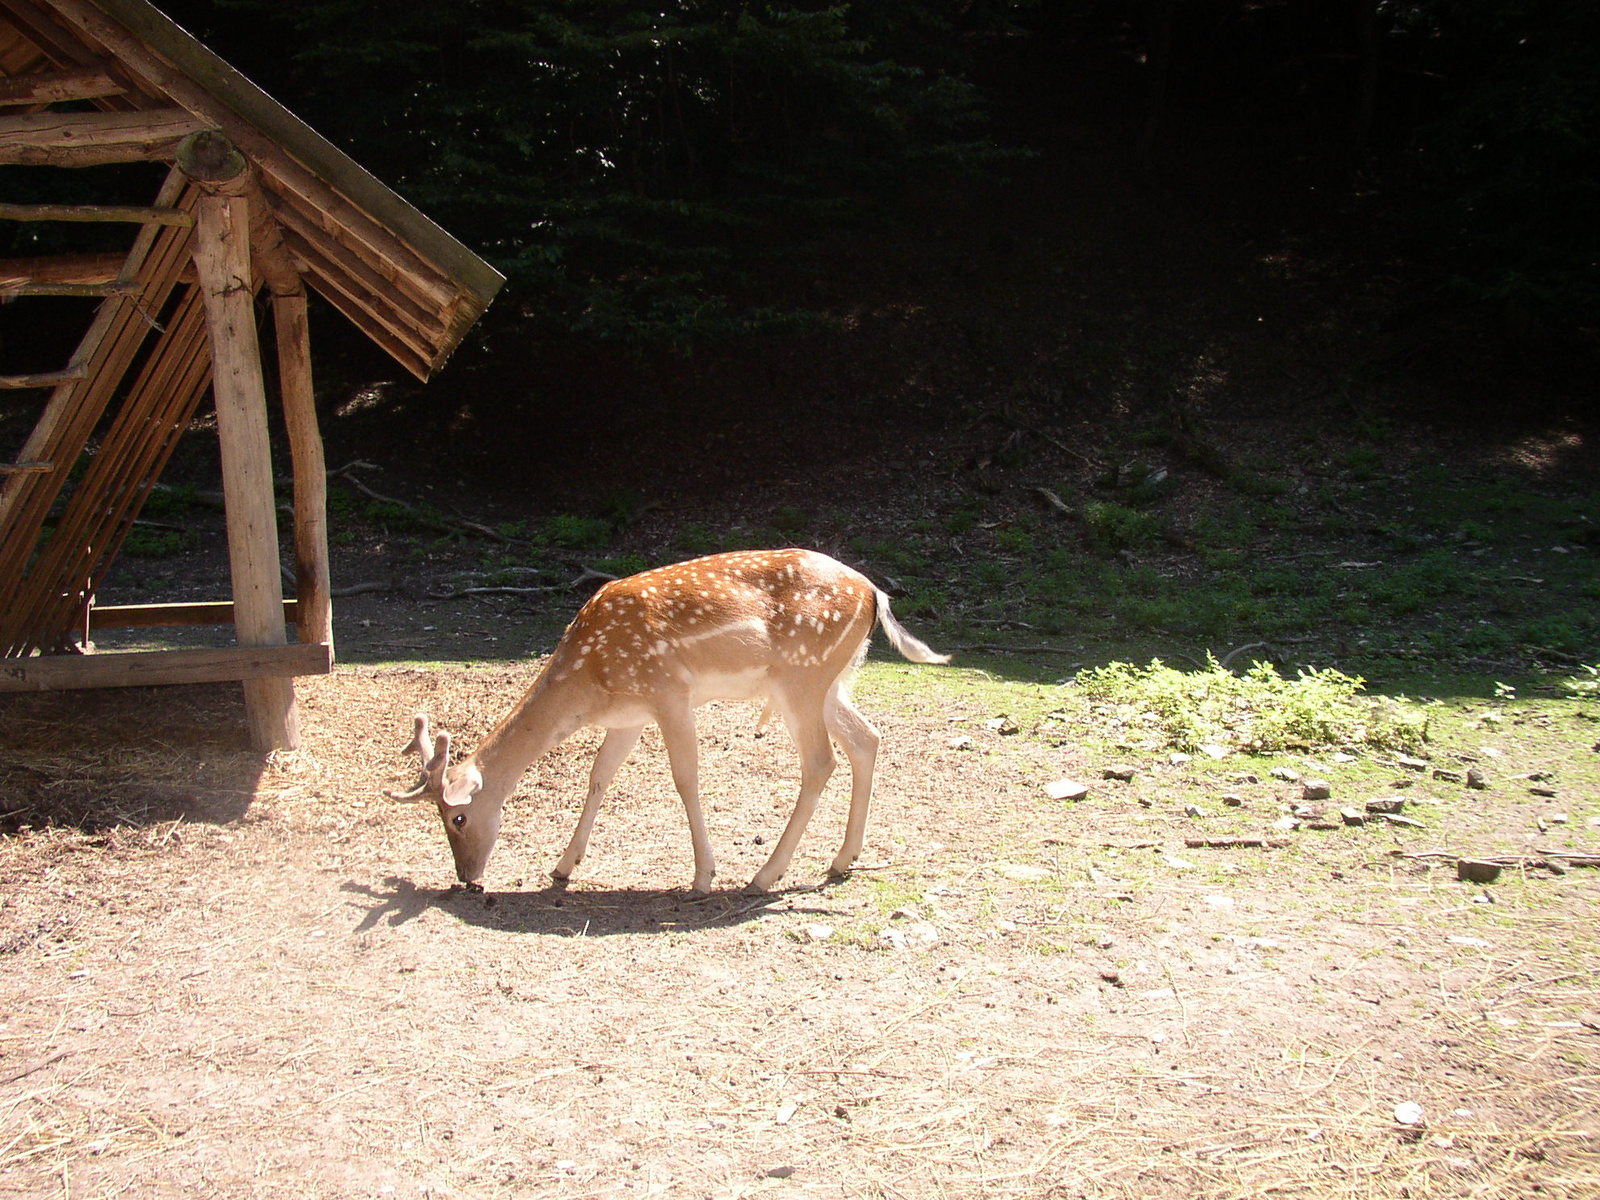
(387, 548, 949, 894)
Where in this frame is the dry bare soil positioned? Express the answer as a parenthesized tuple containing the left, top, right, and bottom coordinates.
(1, 656, 1597, 1199)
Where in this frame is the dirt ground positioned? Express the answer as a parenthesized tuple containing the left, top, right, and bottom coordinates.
(1, 656, 1597, 1199)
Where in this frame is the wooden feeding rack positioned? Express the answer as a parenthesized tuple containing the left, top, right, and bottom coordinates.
(0, 0, 504, 749)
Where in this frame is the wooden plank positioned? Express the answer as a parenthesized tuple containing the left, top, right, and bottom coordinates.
(273, 291, 333, 653)
(0, 200, 193, 225)
(0, 642, 331, 693)
(89, 599, 299, 629)
(191, 189, 300, 751)
(0, 367, 84, 389)
(0, 107, 208, 166)
(0, 462, 52, 475)
(0, 66, 126, 106)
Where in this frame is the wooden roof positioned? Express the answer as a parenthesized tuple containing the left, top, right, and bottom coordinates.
(0, 0, 501, 735)
(1, 0, 505, 380)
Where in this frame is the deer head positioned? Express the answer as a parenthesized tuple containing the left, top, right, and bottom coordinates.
(386, 714, 498, 886)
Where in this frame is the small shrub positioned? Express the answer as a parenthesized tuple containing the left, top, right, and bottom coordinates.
(1083, 502, 1162, 551)
(121, 526, 197, 558)
(1075, 656, 1427, 753)
(543, 514, 612, 551)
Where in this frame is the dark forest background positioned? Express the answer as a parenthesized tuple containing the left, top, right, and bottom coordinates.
(105, 0, 1600, 370)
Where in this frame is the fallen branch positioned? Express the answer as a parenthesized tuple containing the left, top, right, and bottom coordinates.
(0, 1050, 68, 1087)
(1184, 837, 1292, 850)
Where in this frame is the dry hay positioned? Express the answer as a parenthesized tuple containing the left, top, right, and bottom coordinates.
(0, 666, 1596, 1198)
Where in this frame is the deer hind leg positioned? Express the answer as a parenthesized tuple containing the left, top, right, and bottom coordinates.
(822, 688, 881, 879)
(654, 703, 716, 896)
(747, 688, 838, 894)
(552, 724, 644, 883)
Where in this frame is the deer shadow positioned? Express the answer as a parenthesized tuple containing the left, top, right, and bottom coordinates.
(341, 873, 848, 938)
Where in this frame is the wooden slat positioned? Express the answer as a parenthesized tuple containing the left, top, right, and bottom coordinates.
(0, 200, 193, 225)
(89, 599, 299, 629)
(0, 461, 52, 475)
(7, 288, 214, 655)
(0, 171, 195, 650)
(0, 367, 85, 389)
(0, 65, 125, 106)
(0, 642, 331, 692)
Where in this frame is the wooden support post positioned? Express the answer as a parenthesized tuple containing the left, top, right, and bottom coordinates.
(190, 188, 300, 751)
(273, 291, 334, 653)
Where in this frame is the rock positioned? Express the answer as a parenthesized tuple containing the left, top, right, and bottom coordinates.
(1199, 743, 1229, 759)
(1529, 785, 1558, 797)
(1365, 797, 1407, 814)
(1271, 816, 1299, 832)
(1222, 793, 1245, 807)
(1184, 804, 1207, 818)
(1292, 804, 1325, 819)
(1270, 766, 1300, 783)
(1394, 1101, 1426, 1127)
(1302, 779, 1332, 801)
(986, 715, 1020, 735)
(1396, 755, 1429, 771)
(888, 906, 919, 921)
(1432, 768, 1465, 784)
(1339, 808, 1367, 826)
(1103, 765, 1137, 781)
(1169, 752, 1193, 766)
(800, 923, 837, 942)
(948, 735, 973, 750)
(1548, 812, 1570, 825)
(1045, 778, 1090, 802)
(1163, 855, 1197, 870)
(1456, 859, 1502, 884)
(1466, 767, 1489, 790)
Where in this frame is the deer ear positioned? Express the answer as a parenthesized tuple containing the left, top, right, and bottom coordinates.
(442, 764, 481, 807)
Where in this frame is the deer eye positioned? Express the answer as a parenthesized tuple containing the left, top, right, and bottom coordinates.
(451, 813, 466, 829)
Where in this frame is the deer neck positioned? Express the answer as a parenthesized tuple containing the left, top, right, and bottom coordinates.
(463, 668, 591, 803)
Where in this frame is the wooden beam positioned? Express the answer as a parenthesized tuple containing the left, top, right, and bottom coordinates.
(1, 281, 141, 299)
(190, 189, 301, 751)
(0, 66, 127, 107)
(273, 291, 334, 653)
(0, 368, 85, 390)
(0, 252, 126, 287)
(0, 108, 210, 168)
(89, 599, 299, 629)
(0, 643, 331, 693)
(0, 462, 53, 476)
(0, 201, 194, 226)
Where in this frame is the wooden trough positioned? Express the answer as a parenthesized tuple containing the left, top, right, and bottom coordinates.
(0, 0, 503, 749)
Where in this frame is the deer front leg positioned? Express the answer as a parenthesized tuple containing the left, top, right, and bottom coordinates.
(655, 705, 715, 895)
(552, 724, 644, 883)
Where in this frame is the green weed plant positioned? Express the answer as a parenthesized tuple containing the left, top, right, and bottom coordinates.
(1074, 656, 1428, 753)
